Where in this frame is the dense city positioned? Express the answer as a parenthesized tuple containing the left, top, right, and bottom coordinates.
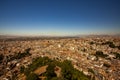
(0, 36, 120, 80)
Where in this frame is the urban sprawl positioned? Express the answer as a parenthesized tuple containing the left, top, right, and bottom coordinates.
(0, 36, 120, 80)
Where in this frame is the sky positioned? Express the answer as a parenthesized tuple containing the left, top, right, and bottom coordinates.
(0, 0, 120, 36)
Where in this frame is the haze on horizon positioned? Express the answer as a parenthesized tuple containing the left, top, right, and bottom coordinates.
(0, 0, 120, 36)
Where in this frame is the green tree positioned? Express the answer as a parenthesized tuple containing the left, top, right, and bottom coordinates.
(109, 43, 116, 48)
(46, 63, 56, 80)
(26, 73, 39, 80)
(20, 66, 25, 73)
(61, 60, 73, 80)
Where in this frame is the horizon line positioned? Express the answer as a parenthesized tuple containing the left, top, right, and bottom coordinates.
(0, 33, 120, 37)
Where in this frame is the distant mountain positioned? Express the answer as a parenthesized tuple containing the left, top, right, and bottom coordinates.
(0, 35, 19, 39)
(0, 34, 120, 41)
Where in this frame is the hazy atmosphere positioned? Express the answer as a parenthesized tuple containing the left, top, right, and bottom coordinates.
(0, 1, 120, 80)
(0, 0, 120, 36)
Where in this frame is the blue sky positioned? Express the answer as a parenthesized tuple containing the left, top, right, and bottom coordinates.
(0, 0, 120, 36)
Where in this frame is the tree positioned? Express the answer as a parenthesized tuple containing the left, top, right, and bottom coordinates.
(26, 73, 39, 80)
(23, 57, 89, 80)
(95, 51, 108, 58)
(109, 43, 116, 48)
(117, 46, 120, 50)
(20, 66, 25, 73)
(89, 41, 94, 45)
(0, 54, 4, 63)
(46, 63, 57, 80)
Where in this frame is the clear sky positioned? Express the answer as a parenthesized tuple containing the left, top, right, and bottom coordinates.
(0, 0, 120, 36)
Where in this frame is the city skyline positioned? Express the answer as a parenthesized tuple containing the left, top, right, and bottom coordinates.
(0, 0, 120, 36)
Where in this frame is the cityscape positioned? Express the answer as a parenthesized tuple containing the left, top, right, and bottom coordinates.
(0, 0, 120, 80)
(0, 36, 120, 80)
